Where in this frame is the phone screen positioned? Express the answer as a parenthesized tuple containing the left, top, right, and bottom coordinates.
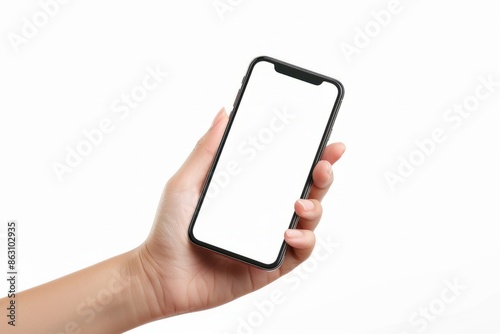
(189, 57, 343, 269)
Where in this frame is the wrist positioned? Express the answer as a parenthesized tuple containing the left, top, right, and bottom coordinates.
(122, 246, 166, 326)
(125, 243, 178, 324)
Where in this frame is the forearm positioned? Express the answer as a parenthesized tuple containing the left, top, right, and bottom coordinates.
(0, 248, 162, 334)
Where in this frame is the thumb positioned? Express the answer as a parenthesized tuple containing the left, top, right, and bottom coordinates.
(170, 108, 228, 192)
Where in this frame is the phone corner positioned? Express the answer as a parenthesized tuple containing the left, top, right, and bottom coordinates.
(335, 80, 345, 99)
(257, 245, 288, 271)
(249, 55, 276, 68)
(187, 222, 199, 246)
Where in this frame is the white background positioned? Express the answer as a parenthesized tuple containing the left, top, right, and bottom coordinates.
(1, 0, 499, 333)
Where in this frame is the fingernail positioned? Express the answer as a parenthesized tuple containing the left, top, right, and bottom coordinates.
(210, 108, 226, 129)
(285, 229, 303, 238)
(327, 163, 333, 175)
(297, 199, 314, 211)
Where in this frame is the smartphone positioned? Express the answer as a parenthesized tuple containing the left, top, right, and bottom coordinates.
(188, 56, 344, 270)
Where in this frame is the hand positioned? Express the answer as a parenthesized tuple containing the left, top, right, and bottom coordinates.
(0, 107, 344, 333)
(134, 108, 346, 319)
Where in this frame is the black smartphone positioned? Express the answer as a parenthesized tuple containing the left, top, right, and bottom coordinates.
(188, 56, 344, 270)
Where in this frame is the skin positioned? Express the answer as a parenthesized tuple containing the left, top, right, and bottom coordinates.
(0, 108, 345, 333)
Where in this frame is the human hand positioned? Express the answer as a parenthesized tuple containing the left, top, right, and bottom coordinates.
(133, 108, 346, 319)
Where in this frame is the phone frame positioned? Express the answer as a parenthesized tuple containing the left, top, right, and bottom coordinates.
(188, 56, 344, 270)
